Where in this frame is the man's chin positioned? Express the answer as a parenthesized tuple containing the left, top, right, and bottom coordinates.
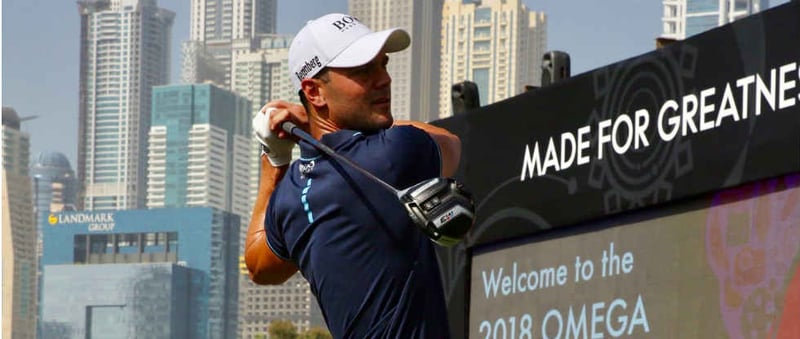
(377, 114, 394, 129)
(358, 115, 393, 132)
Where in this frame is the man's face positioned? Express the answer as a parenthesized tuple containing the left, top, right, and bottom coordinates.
(321, 52, 393, 131)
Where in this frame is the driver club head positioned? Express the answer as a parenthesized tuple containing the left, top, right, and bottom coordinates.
(399, 177, 475, 247)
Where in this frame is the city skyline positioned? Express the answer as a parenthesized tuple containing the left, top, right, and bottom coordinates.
(2, 1, 795, 337)
(4, 0, 790, 170)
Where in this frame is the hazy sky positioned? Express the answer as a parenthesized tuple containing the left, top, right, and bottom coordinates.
(2, 0, 788, 168)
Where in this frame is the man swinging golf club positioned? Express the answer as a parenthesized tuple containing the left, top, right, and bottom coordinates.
(245, 13, 466, 338)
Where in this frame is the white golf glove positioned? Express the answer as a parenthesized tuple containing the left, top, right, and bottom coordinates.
(252, 107, 295, 167)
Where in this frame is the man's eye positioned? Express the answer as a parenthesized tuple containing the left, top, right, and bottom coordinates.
(350, 65, 371, 76)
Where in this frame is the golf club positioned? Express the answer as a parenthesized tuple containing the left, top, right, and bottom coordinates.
(281, 121, 475, 247)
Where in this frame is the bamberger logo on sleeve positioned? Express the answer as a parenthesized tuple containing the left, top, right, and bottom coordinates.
(295, 56, 323, 82)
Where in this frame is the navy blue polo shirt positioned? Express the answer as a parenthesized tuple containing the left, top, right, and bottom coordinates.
(265, 126, 451, 338)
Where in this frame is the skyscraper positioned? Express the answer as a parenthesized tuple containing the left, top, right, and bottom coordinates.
(661, 0, 768, 39)
(31, 151, 79, 336)
(231, 34, 295, 113)
(440, 0, 546, 117)
(147, 83, 252, 218)
(78, 0, 175, 210)
(181, 40, 227, 86)
(2, 107, 37, 339)
(350, 0, 443, 122)
(186, 0, 278, 87)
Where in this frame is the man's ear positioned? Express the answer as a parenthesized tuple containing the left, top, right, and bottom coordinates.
(301, 79, 326, 107)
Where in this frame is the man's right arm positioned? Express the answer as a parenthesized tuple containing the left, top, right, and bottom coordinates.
(393, 120, 461, 177)
(244, 149, 298, 285)
(246, 101, 308, 284)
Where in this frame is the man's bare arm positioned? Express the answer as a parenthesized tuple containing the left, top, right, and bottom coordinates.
(244, 153, 298, 285)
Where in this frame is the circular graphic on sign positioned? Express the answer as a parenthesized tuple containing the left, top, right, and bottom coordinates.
(588, 46, 698, 212)
(48, 214, 58, 225)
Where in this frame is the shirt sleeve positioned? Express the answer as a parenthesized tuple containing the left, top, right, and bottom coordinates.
(264, 188, 292, 261)
(383, 125, 442, 187)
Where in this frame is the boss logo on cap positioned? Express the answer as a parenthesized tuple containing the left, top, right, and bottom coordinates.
(295, 55, 323, 81)
(331, 15, 360, 31)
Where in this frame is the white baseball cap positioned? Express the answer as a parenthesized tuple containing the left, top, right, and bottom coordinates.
(288, 13, 411, 91)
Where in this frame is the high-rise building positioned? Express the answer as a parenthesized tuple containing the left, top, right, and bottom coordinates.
(228, 34, 326, 338)
(661, 0, 768, 40)
(186, 0, 278, 87)
(350, 0, 443, 122)
(440, 0, 546, 118)
(32, 152, 79, 217)
(231, 34, 295, 113)
(181, 40, 227, 86)
(147, 83, 252, 219)
(78, 0, 175, 211)
(40, 208, 240, 339)
(31, 151, 79, 336)
(2, 107, 37, 339)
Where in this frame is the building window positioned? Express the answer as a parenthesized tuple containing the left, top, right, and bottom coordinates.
(475, 8, 492, 23)
(89, 234, 110, 254)
(473, 41, 490, 51)
(74, 235, 88, 263)
(117, 233, 140, 254)
(472, 68, 490, 107)
(166, 232, 179, 252)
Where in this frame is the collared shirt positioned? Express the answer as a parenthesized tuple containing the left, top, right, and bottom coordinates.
(266, 126, 450, 338)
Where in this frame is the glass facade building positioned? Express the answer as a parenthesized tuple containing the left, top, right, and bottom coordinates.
(40, 263, 201, 339)
(32, 151, 78, 216)
(31, 151, 79, 338)
(147, 83, 251, 218)
(40, 207, 240, 339)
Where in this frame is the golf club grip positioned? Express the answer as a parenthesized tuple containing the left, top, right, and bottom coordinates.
(280, 121, 400, 195)
(281, 121, 306, 141)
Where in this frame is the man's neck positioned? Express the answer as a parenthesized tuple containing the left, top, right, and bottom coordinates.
(308, 109, 341, 140)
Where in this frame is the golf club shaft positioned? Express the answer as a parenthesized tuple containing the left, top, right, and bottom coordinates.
(281, 121, 400, 195)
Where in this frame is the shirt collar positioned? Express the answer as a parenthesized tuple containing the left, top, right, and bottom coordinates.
(298, 129, 367, 160)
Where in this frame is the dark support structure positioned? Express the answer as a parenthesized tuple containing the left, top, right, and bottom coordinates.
(540, 50, 571, 86)
(451, 81, 481, 115)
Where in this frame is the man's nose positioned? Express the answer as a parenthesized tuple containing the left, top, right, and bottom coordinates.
(374, 66, 391, 89)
